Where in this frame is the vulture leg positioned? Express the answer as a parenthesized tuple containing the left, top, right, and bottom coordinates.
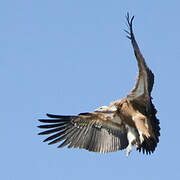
(126, 144, 132, 156)
(125, 125, 139, 156)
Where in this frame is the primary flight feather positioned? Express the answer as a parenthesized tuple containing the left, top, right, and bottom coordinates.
(38, 13, 160, 156)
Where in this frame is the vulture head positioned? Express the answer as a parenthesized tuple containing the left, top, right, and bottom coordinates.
(95, 105, 117, 113)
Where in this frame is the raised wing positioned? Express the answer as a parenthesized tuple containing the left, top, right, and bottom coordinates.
(125, 14, 160, 154)
(125, 13, 154, 104)
(38, 112, 128, 153)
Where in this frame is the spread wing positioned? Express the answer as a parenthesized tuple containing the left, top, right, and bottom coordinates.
(125, 13, 160, 154)
(125, 13, 154, 105)
(38, 112, 128, 153)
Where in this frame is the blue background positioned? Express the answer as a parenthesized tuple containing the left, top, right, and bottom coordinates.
(1, 1, 180, 179)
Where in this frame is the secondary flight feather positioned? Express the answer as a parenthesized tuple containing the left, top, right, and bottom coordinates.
(38, 13, 160, 156)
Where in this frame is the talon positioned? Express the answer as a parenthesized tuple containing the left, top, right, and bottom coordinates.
(126, 145, 132, 157)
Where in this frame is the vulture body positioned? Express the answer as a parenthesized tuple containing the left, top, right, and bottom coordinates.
(38, 14, 160, 156)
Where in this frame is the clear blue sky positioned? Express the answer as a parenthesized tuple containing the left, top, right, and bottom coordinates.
(1, 0, 180, 179)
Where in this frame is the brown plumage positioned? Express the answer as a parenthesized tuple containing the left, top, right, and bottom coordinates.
(38, 13, 160, 156)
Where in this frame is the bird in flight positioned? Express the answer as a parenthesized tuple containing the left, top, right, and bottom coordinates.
(38, 13, 160, 156)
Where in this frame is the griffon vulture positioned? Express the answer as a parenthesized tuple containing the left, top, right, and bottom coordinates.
(38, 14, 160, 156)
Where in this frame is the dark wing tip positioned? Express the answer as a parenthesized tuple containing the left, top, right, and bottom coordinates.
(125, 13, 135, 40)
(38, 119, 62, 123)
(137, 137, 158, 155)
(78, 112, 90, 116)
(46, 113, 75, 119)
(38, 132, 44, 135)
(46, 113, 62, 118)
(126, 12, 134, 25)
